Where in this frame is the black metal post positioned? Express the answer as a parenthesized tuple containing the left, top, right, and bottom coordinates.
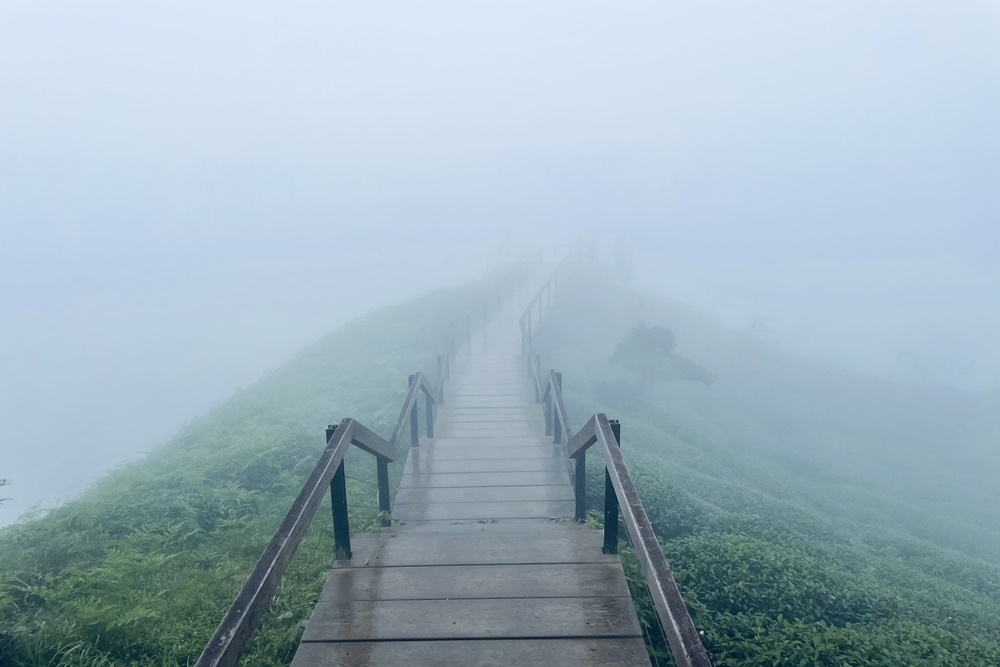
(575, 452, 586, 522)
(328, 425, 352, 560)
(376, 457, 391, 527)
(544, 392, 553, 436)
(409, 375, 419, 447)
(425, 392, 434, 438)
(534, 354, 542, 401)
(553, 372, 563, 444)
(603, 420, 621, 555)
(436, 355, 445, 403)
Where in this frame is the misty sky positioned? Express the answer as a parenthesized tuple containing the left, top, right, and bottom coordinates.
(2, 1, 999, 524)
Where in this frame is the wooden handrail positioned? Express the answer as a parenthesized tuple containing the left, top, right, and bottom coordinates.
(387, 371, 437, 447)
(194, 417, 394, 667)
(520, 262, 713, 667)
(566, 414, 713, 667)
(195, 265, 527, 667)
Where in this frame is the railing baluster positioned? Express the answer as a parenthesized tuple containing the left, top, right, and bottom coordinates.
(376, 457, 391, 528)
(425, 391, 434, 438)
(544, 391, 553, 436)
(534, 354, 542, 401)
(553, 372, 563, 444)
(603, 420, 621, 555)
(328, 425, 352, 560)
(575, 451, 586, 522)
(408, 375, 419, 447)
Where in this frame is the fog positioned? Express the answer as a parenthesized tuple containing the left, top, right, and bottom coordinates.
(2, 0, 999, 525)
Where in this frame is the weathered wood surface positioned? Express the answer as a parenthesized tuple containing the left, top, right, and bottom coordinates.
(292, 297, 651, 667)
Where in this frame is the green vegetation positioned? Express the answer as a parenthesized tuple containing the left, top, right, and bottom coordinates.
(538, 272, 1000, 666)
(0, 276, 507, 666)
(5, 266, 998, 666)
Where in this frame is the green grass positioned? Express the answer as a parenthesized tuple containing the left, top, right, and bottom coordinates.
(0, 272, 511, 667)
(537, 272, 1000, 666)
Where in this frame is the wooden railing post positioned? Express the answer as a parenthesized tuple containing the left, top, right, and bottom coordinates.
(328, 425, 352, 560)
(603, 420, 621, 555)
(377, 458, 391, 527)
(575, 452, 586, 522)
(408, 375, 419, 447)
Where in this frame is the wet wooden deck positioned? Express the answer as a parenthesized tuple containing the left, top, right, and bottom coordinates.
(291, 302, 651, 666)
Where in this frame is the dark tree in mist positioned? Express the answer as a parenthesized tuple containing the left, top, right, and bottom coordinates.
(612, 324, 715, 385)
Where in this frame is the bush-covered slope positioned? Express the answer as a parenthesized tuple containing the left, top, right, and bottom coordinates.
(0, 275, 505, 666)
(536, 273, 1000, 666)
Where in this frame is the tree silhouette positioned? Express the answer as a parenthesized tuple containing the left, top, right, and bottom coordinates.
(612, 324, 715, 385)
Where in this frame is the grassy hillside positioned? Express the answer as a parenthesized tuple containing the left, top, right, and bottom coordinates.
(536, 272, 1000, 666)
(0, 274, 508, 667)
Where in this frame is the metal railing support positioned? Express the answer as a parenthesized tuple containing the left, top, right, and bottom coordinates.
(534, 354, 542, 401)
(544, 392, 553, 436)
(408, 375, 419, 447)
(553, 372, 563, 444)
(327, 425, 352, 560)
(425, 392, 434, 438)
(376, 457, 391, 528)
(603, 420, 621, 554)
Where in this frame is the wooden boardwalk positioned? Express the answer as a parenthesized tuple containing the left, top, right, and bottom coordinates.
(291, 298, 651, 666)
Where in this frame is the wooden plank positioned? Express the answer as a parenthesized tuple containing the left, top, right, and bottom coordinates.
(404, 457, 567, 474)
(399, 471, 570, 489)
(421, 436, 554, 447)
(440, 415, 543, 423)
(440, 426, 539, 437)
(400, 517, 576, 540)
(337, 530, 617, 567)
(436, 409, 540, 417)
(392, 500, 574, 521)
(395, 474, 574, 496)
(441, 421, 540, 430)
(292, 638, 651, 667)
(300, 597, 644, 641)
(403, 446, 561, 460)
(395, 484, 574, 503)
(439, 405, 538, 412)
(319, 563, 631, 601)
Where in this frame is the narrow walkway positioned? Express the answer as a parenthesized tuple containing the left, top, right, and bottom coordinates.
(291, 293, 651, 666)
